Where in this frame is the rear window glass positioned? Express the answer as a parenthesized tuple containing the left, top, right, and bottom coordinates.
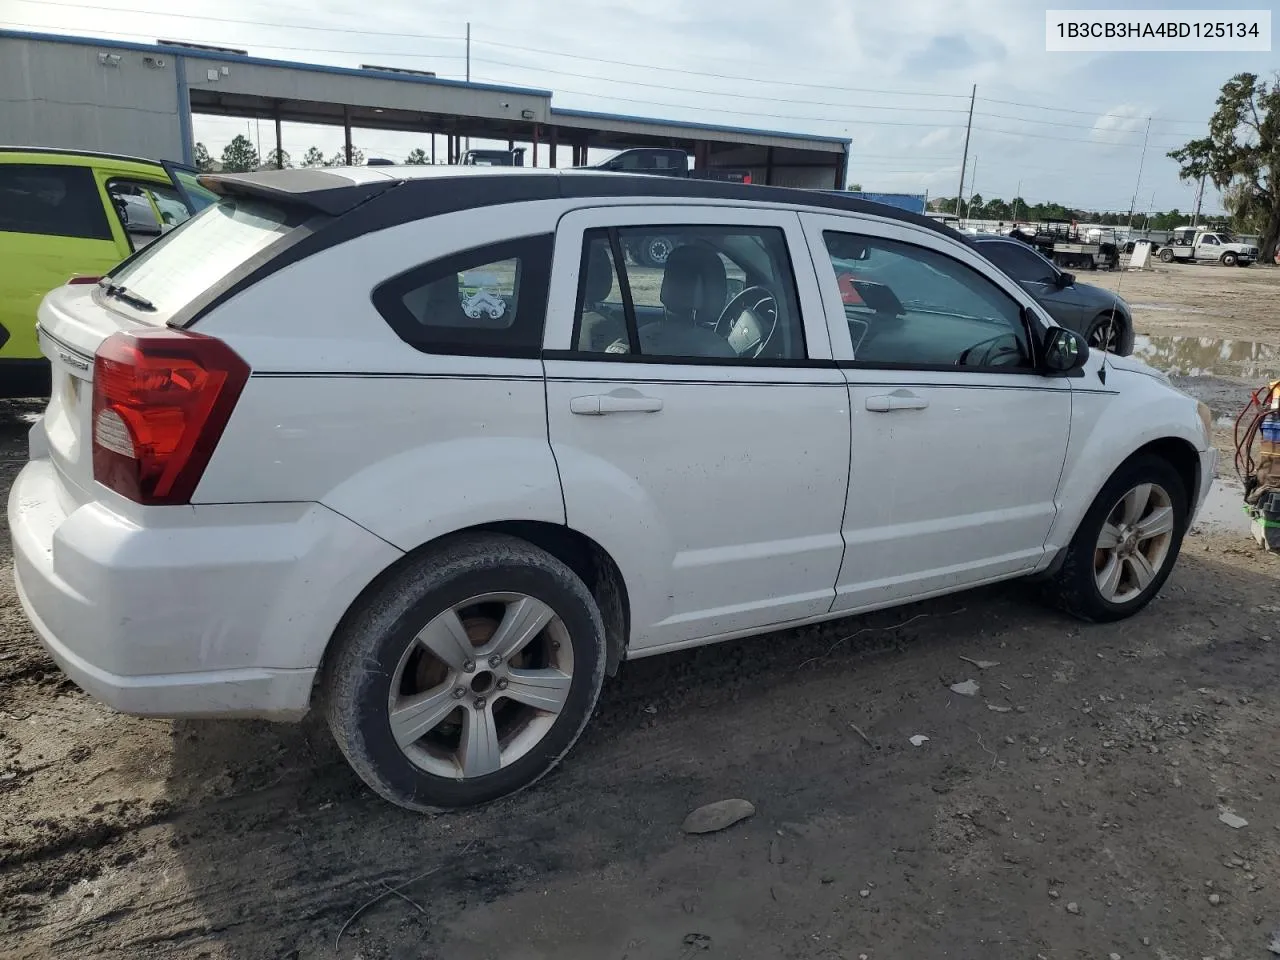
(0, 163, 112, 240)
(104, 197, 297, 321)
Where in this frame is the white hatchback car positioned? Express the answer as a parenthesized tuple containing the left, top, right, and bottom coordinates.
(9, 167, 1216, 811)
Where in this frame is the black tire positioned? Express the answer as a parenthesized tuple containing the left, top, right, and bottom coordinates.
(323, 533, 607, 812)
(1086, 311, 1130, 355)
(1046, 455, 1189, 623)
(1159, 248, 1175, 263)
(1221, 252, 1238, 267)
(639, 235, 675, 268)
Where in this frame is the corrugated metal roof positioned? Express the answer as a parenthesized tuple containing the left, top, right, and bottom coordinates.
(0, 28, 554, 97)
(551, 107, 851, 148)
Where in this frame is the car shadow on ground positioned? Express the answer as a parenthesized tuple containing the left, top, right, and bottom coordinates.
(155, 541, 1280, 959)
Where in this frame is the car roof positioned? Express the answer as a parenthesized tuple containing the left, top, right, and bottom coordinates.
(0, 145, 170, 167)
(201, 165, 965, 241)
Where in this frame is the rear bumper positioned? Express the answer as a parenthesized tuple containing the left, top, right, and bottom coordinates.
(8, 459, 401, 719)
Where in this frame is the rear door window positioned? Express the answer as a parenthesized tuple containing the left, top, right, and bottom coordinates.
(0, 163, 112, 240)
(103, 196, 300, 323)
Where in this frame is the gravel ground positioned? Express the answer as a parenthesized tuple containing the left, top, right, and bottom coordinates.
(2, 264, 1279, 959)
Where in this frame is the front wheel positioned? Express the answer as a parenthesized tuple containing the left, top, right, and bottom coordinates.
(1086, 312, 1127, 354)
(1221, 252, 1239, 267)
(1046, 455, 1188, 623)
(323, 534, 607, 811)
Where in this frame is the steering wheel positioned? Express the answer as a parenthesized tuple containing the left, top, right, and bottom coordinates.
(713, 285, 779, 359)
(957, 333, 1025, 368)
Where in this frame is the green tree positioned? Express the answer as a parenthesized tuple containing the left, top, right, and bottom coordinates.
(325, 147, 364, 167)
(847, 182, 863, 192)
(965, 193, 983, 217)
(193, 142, 214, 172)
(405, 147, 430, 165)
(1169, 72, 1280, 259)
(301, 146, 326, 168)
(220, 134, 259, 173)
(264, 147, 291, 169)
(983, 197, 1010, 220)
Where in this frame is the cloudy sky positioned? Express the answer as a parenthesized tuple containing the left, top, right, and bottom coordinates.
(5, 0, 1277, 213)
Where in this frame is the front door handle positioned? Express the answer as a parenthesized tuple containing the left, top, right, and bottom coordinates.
(571, 394, 664, 416)
(865, 391, 929, 412)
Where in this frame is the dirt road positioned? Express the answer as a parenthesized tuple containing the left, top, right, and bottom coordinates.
(3, 265, 1280, 960)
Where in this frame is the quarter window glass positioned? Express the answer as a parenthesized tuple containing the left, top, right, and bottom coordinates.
(372, 235, 553, 356)
(823, 231, 1031, 369)
(979, 241, 1057, 285)
(572, 225, 806, 362)
(0, 163, 111, 240)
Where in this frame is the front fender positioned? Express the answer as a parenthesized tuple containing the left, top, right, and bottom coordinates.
(1045, 373, 1206, 553)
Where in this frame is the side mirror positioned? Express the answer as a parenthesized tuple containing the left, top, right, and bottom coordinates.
(1056, 271, 1075, 288)
(726, 277, 746, 298)
(1041, 327, 1089, 374)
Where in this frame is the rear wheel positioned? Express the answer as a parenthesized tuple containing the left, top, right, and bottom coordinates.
(1221, 251, 1239, 267)
(323, 534, 607, 811)
(1046, 455, 1188, 623)
(1159, 248, 1175, 263)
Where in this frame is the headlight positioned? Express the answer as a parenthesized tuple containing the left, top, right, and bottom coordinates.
(1197, 401, 1213, 444)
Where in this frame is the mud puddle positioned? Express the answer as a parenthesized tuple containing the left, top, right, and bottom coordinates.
(1133, 334, 1280, 380)
(1193, 477, 1252, 535)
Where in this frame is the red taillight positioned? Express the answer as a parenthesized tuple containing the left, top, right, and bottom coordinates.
(91, 330, 250, 505)
(743, 174, 752, 184)
(68, 275, 102, 285)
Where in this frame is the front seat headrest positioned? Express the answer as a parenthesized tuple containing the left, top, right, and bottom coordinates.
(660, 244, 727, 324)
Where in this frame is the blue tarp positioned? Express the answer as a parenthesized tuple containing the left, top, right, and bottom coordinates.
(843, 192, 928, 214)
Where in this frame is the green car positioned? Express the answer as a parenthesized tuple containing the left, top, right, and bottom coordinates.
(0, 147, 216, 398)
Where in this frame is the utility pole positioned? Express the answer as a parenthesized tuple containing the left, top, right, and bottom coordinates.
(1142, 190, 1156, 231)
(464, 23, 471, 156)
(956, 83, 976, 220)
(1126, 117, 1152, 231)
(967, 155, 979, 220)
(1191, 173, 1206, 228)
(1012, 178, 1022, 223)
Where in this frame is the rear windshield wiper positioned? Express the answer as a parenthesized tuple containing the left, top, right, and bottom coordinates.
(99, 280, 156, 312)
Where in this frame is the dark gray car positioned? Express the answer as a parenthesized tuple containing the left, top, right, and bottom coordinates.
(969, 235, 1134, 355)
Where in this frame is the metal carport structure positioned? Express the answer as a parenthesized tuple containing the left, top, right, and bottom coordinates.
(0, 29, 851, 189)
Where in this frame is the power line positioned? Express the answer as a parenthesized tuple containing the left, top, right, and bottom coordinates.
(978, 96, 1206, 126)
(5, 3, 1218, 128)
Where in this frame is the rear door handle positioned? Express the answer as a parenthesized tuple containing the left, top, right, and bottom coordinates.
(865, 392, 929, 412)
(570, 394, 664, 415)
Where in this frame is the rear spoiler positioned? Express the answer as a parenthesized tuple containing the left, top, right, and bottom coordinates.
(197, 169, 399, 217)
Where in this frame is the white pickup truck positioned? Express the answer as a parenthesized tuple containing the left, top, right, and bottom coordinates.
(1158, 227, 1258, 266)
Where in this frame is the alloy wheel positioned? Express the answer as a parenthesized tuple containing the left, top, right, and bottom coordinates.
(387, 592, 574, 779)
(1093, 482, 1175, 604)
